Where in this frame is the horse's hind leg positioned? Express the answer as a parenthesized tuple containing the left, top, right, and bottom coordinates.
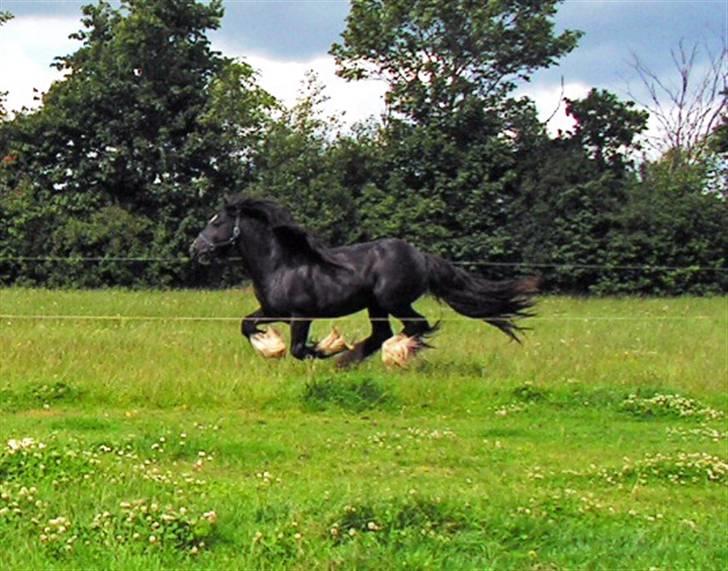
(379, 304, 439, 365)
(389, 304, 438, 339)
(337, 305, 392, 367)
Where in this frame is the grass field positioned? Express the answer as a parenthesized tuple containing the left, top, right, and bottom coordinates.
(1, 288, 726, 570)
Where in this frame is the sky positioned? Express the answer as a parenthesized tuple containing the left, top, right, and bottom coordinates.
(0, 0, 726, 133)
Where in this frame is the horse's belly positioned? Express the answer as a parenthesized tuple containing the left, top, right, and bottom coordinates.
(307, 281, 370, 317)
(267, 271, 370, 318)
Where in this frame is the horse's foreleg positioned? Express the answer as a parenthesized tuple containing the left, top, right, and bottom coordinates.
(337, 306, 392, 367)
(290, 319, 314, 360)
(242, 308, 288, 359)
(241, 307, 270, 339)
(290, 319, 334, 360)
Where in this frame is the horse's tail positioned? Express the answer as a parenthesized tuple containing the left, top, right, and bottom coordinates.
(425, 254, 540, 342)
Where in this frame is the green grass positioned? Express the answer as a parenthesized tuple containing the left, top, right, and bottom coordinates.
(0, 288, 726, 569)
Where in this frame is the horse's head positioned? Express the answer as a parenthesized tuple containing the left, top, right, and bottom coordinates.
(189, 200, 243, 265)
(190, 197, 287, 265)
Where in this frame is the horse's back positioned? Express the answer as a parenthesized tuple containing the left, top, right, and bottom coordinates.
(329, 238, 425, 270)
(329, 238, 430, 307)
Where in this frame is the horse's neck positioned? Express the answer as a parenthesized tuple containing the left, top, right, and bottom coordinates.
(236, 238, 280, 288)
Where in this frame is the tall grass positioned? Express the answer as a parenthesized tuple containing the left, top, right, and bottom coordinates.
(0, 289, 726, 569)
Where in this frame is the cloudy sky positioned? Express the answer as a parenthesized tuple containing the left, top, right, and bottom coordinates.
(0, 0, 725, 132)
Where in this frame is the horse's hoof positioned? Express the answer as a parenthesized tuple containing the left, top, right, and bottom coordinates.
(381, 334, 423, 368)
(250, 327, 287, 359)
(315, 326, 353, 356)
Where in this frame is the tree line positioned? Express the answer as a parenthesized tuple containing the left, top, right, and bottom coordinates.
(0, 0, 725, 294)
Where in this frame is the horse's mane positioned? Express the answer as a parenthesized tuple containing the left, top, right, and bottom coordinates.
(228, 196, 296, 227)
(229, 195, 345, 270)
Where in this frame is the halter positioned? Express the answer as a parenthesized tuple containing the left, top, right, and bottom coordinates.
(196, 214, 241, 252)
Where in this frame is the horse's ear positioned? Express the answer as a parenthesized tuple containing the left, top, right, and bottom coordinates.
(223, 195, 236, 214)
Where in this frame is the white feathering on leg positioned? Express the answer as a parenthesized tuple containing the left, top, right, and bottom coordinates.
(381, 334, 421, 368)
(315, 326, 353, 356)
(250, 327, 287, 359)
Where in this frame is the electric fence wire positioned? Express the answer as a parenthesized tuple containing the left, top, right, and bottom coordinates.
(0, 256, 726, 273)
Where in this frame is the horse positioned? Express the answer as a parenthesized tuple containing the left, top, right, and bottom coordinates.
(189, 195, 539, 366)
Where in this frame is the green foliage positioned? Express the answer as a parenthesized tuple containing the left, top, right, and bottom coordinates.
(0, 1, 724, 295)
(332, 0, 581, 121)
(599, 162, 727, 295)
(85, 499, 217, 555)
(620, 393, 724, 421)
(1, 291, 727, 569)
(0, 11, 11, 119)
(328, 495, 465, 546)
(599, 452, 727, 486)
(512, 382, 549, 403)
(247, 73, 363, 246)
(0, 0, 273, 288)
(510, 87, 725, 295)
(330, 0, 584, 278)
(0, 434, 219, 560)
(0, 437, 95, 483)
(565, 88, 648, 170)
(511, 130, 622, 292)
(301, 374, 395, 413)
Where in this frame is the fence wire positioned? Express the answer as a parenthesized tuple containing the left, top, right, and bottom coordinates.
(0, 313, 722, 323)
(0, 256, 725, 273)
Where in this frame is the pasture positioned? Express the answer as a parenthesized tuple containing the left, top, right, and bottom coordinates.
(1, 288, 726, 570)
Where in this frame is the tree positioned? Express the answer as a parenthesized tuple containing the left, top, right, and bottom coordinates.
(509, 90, 650, 292)
(602, 172, 727, 295)
(331, 0, 582, 123)
(0, 10, 13, 120)
(628, 36, 727, 170)
(564, 88, 648, 171)
(330, 0, 582, 275)
(247, 72, 366, 247)
(0, 0, 275, 287)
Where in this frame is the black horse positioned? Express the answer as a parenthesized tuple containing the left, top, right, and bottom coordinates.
(190, 196, 539, 366)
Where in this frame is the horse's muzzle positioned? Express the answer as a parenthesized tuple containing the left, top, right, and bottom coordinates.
(189, 238, 212, 265)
